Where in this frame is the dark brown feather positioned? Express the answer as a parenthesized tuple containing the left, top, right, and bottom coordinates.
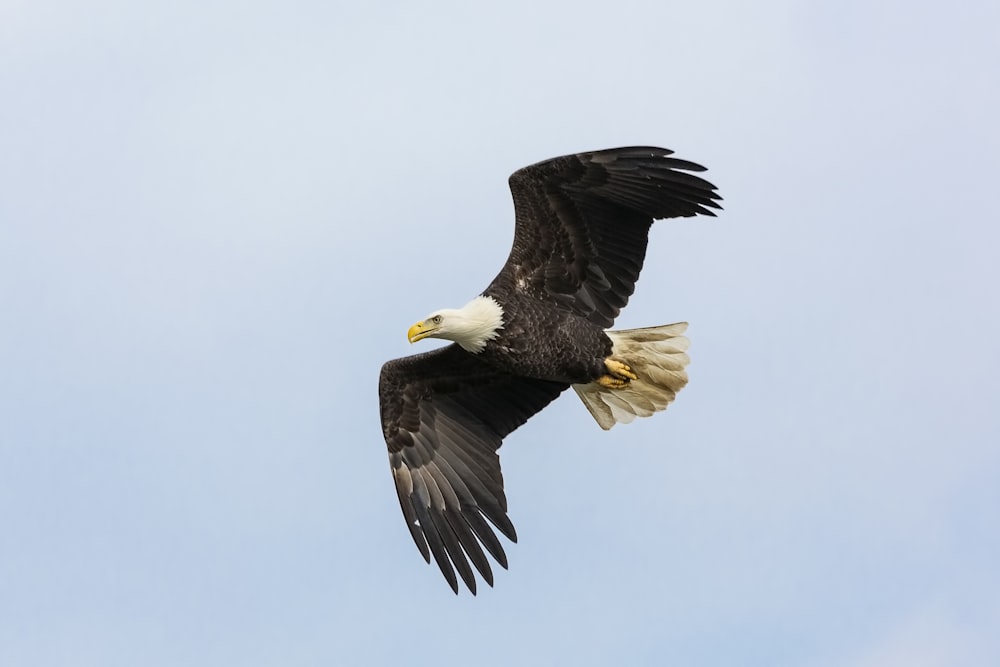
(488, 146, 722, 328)
(379, 345, 567, 594)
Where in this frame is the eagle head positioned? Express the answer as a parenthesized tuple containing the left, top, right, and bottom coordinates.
(407, 296, 504, 353)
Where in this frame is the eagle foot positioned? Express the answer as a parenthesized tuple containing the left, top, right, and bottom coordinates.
(597, 359, 637, 389)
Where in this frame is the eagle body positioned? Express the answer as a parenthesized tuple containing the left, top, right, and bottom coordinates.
(475, 290, 612, 384)
(378, 146, 721, 594)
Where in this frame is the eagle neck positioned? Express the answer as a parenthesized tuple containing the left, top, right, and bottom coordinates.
(454, 295, 505, 353)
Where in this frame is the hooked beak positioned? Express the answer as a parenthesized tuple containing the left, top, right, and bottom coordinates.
(407, 320, 436, 343)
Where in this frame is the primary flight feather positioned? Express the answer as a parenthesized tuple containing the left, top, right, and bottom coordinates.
(378, 146, 722, 594)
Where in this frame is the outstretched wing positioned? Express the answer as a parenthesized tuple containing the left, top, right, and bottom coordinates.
(489, 146, 722, 329)
(379, 345, 567, 594)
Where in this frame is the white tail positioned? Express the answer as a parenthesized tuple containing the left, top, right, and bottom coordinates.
(572, 323, 690, 430)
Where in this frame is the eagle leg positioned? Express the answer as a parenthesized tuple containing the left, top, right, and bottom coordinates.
(596, 359, 638, 388)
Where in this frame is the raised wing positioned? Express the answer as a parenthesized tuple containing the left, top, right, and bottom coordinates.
(490, 146, 722, 328)
(379, 345, 567, 594)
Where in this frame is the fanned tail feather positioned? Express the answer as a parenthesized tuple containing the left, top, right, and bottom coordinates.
(572, 323, 690, 430)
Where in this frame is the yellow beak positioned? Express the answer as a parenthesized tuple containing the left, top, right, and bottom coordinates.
(408, 320, 434, 343)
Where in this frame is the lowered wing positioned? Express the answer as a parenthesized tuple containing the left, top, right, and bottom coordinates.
(379, 345, 567, 593)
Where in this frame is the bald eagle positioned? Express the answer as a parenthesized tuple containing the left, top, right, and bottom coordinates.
(379, 146, 721, 594)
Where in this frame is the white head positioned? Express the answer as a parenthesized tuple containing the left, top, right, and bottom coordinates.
(407, 295, 505, 353)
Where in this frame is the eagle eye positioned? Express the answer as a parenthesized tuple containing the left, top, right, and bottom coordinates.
(431, 315, 442, 325)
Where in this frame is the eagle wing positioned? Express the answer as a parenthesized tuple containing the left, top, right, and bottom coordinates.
(491, 146, 722, 328)
(379, 344, 567, 594)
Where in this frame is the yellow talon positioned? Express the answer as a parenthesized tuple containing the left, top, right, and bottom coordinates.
(597, 374, 629, 389)
(595, 359, 637, 389)
(604, 359, 637, 382)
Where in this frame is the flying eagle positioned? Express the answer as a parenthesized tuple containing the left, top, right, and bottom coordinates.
(378, 146, 721, 594)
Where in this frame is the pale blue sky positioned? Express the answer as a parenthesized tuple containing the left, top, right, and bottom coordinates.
(2, 1, 998, 665)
